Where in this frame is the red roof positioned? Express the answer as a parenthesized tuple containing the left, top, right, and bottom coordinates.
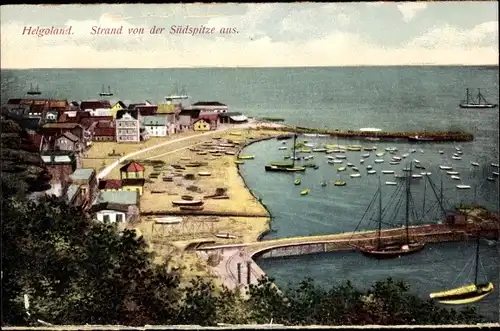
(98, 179, 122, 190)
(80, 100, 111, 110)
(120, 161, 145, 172)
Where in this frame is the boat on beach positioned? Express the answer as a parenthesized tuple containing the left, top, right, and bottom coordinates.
(172, 200, 204, 206)
(180, 205, 204, 211)
(215, 233, 237, 239)
(459, 88, 498, 109)
(198, 171, 212, 176)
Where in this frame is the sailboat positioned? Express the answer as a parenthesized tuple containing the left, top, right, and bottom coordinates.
(429, 235, 495, 304)
(99, 84, 113, 97)
(355, 164, 425, 259)
(27, 83, 41, 95)
(459, 88, 497, 109)
(265, 134, 306, 172)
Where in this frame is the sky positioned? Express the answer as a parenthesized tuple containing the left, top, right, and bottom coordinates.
(0, 2, 498, 68)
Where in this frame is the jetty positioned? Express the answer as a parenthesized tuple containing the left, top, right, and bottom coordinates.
(258, 125, 474, 142)
(196, 221, 499, 290)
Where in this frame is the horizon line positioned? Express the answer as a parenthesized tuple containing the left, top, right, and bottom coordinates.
(1, 64, 499, 70)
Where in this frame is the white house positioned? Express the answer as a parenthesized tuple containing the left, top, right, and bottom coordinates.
(142, 115, 169, 137)
(91, 190, 139, 223)
(115, 111, 140, 142)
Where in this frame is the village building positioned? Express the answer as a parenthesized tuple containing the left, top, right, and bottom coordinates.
(54, 131, 85, 155)
(121, 178, 145, 196)
(66, 184, 85, 208)
(41, 151, 78, 196)
(142, 115, 169, 137)
(110, 101, 127, 118)
(93, 125, 115, 141)
(43, 110, 60, 123)
(188, 101, 228, 113)
(69, 168, 99, 208)
(98, 179, 123, 192)
(115, 110, 148, 142)
(135, 105, 158, 116)
(219, 112, 248, 124)
(197, 113, 220, 129)
(80, 100, 112, 111)
(193, 118, 211, 131)
(120, 161, 145, 179)
(177, 109, 200, 132)
(91, 191, 140, 224)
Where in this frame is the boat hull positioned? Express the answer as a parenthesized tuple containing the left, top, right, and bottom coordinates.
(265, 165, 306, 172)
(358, 242, 425, 259)
(430, 282, 495, 304)
(459, 104, 497, 109)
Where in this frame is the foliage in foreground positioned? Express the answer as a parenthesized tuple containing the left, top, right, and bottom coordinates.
(1, 196, 486, 327)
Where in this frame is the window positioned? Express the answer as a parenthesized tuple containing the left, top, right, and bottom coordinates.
(103, 214, 110, 222)
(115, 214, 123, 223)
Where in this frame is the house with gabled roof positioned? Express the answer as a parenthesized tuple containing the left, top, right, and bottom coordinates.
(142, 115, 169, 136)
(120, 160, 145, 179)
(91, 190, 140, 223)
(80, 100, 111, 111)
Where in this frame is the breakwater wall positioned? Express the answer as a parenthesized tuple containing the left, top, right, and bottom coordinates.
(251, 227, 498, 260)
(256, 125, 474, 142)
(142, 210, 269, 217)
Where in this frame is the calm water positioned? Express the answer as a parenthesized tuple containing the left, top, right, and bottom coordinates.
(1, 66, 499, 321)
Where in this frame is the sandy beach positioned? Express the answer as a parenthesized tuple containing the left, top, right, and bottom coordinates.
(84, 125, 282, 283)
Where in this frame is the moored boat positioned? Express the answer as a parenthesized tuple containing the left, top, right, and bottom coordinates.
(350, 173, 361, 178)
(429, 235, 495, 304)
(374, 159, 384, 163)
(385, 181, 397, 186)
(456, 185, 471, 189)
(294, 178, 301, 185)
(451, 175, 461, 180)
(300, 189, 310, 195)
(382, 170, 394, 174)
(367, 170, 377, 175)
(334, 180, 346, 186)
(238, 155, 255, 160)
(471, 162, 479, 167)
(337, 167, 346, 172)
(439, 165, 453, 170)
(459, 88, 498, 109)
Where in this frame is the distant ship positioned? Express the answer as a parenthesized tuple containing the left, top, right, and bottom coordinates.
(459, 88, 497, 109)
(27, 83, 41, 95)
(99, 84, 113, 97)
(165, 84, 188, 100)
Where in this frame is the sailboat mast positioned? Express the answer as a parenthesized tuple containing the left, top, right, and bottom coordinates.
(466, 88, 469, 104)
(477, 89, 482, 105)
(108, 86, 111, 93)
(377, 175, 382, 250)
(405, 163, 411, 244)
(474, 234, 480, 285)
(292, 134, 297, 168)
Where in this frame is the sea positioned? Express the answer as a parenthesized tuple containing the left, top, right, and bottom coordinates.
(1, 66, 499, 321)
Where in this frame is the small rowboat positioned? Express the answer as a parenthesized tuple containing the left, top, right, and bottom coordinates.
(294, 178, 301, 185)
(334, 180, 346, 186)
(367, 170, 377, 175)
(235, 160, 245, 165)
(447, 171, 459, 175)
(492, 163, 499, 168)
(181, 195, 194, 201)
(350, 173, 361, 178)
(374, 159, 384, 164)
(300, 189, 310, 195)
(452, 156, 462, 160)
(385, 181, 397, 186)
(197, 151, 208, 155)
(337, 167, 346, 172)
(439, 165, 453, 170)
(336, 155, 347, 159)
(225, 151, 236, 155)
(451, 175, 461, 180)
(238, 155, 254, 160)
(198, 172, 212, 176)
(215, 233, 237, 239)
(376, 152, 385, 157)
(352, 167, 359, 172)
(278, 146, 288, 150)
(320, 181, 327, 187)
(382, 170, 394, 174)
(172, 200, 204, 206)
(362, 153, 370, 158)
(471, 162, 479, 167)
